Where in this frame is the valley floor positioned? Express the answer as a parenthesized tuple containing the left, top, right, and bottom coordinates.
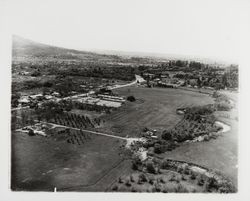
(11, 86, 238, 191)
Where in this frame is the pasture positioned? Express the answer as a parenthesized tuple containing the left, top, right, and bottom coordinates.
(161, 112, 238, 186)
(11, 86, 237, 191)
(98, 86, 214, 137)
(11, 129, 124, 191)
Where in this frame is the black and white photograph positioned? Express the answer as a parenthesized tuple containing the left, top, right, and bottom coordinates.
(0, 0, 250, 200)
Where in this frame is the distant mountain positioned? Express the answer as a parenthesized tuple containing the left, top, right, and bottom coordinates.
(12, 35, 161, 65)
(12, 35, 233, 66)
(93, 49, 232, 65)
(12, 35, 123, 62)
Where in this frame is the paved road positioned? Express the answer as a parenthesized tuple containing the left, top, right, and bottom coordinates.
(110, 74, 145, 90)
(64, 74, 145, 99)
(11, 75, 145, 111)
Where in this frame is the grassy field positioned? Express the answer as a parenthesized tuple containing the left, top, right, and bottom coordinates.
(11, 130, 125, 191)
(161, 111, 238, 186)
(11, 86, 237, 191)
(98, 86, 214, 137)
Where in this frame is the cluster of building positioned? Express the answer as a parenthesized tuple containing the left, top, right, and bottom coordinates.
(141, 128, 159, 139)
(72, 94, 126, 108)
(18, 92, 61, 107)
(16, 122, 51, 137)
(17, 87, 127, 110)
(142, 72, 185, 88)
(141, 67, 236, 90)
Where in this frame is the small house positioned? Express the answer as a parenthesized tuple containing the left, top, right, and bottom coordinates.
(19, 96, 30, 106)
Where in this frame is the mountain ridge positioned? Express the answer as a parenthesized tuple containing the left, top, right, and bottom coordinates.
(12, 35, 235, 65)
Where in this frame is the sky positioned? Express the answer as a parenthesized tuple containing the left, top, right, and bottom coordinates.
(2, 0, 249, 63)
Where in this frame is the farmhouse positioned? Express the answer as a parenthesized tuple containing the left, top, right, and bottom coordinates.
(157, 81, 178, 88)
(143, 73, 155, 79)
(161, 71, 170, 76)
(97, 94, 125, 103)
(74, 95, 123, 108)
(44, 95, 53, 100)
(18, 71, 29, 76)
(51, 91, 60, 97)
(19, 96, 30, 106)
(29, 93, 43, 100)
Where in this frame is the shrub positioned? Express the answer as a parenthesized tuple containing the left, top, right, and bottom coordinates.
(31, 70, 41, 77)
(197, 176, 205, 186)
(162, 188, 168, 193)
(160, 160, 169, 169)
(28, 129, 35, 136)
(154, 143, 162, 154)
(11, 92, 21, 108)
(151, 187, 157, 192)
(203, 134, 209, 141)
(175, 177, 180, 183)
(176, 183, 189, 193)
(127, 95, 136, 102)
(112, 185, 118, 191)
(131, 187, 137, 192)
(118, 177, 123, 183)
(212, 91, 220, 98)
(148, 176, 155, 185)
(181, 174, 187, 181)
(190, 172, 196, 180)
(177, 166, 183, 173)
(169, 174, 176, 182)
(154, 183, 162, 192)
(183, 167, 190, 175)
(130, 175, 135, 182)
(162, 130, 173, 141)
(138, 173, 147, 183)
(218, 186, 232, 193)
(160, 177, 165, 183)
(205, 177, 219, 192)
(125, 179, 131, 187)
(191, 188, 197, 193)
(146, 161, 156, 174)
(131, 155, 142, 170)
(43, 81, 53, 87)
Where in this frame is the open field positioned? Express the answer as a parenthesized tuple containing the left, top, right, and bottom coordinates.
(161, 111, 238, 186)
(11, 130, 125, 191)
(11, 86, 238, 191)
(98, 86, 214, 137)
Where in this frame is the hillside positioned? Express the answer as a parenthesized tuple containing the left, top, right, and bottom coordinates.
(11, 36, 141, 84)
(12, 35, 124, 62)
(12, 35, 157, 65)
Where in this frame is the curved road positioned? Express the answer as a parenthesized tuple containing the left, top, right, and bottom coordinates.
(11, 75, 145, 111)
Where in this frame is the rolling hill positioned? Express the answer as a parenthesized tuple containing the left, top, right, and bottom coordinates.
(12, 35, 164, 65)
(12, 35, 124, 62)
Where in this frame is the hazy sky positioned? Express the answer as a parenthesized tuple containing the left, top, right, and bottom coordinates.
(4, 0, 248, 63)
